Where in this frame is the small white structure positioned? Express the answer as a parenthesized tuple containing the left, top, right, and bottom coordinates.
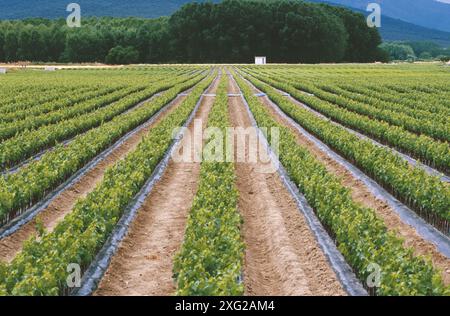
(255, 56, 266, 65)
(0, 68, 7, 74)
(44, 66, 57, 71)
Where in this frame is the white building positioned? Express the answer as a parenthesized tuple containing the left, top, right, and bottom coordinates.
(255, 56, 266, 65)
(44, 66, 57, 71)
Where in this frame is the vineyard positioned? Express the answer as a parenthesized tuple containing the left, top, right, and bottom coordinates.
(0, 64, 449, 296)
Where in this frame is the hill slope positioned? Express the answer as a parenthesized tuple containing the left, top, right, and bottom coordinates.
(379, 15, 450, 47)
(308, 0, 450, 46)
(0, 0, 217, 19)
(308, 0, 450, 33)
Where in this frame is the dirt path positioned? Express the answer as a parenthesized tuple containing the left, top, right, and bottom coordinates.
(0, 94, 189, 264)
(228, 76, 345, 296)
(247, 80, 450, 286)
(94, 77, 220, 296)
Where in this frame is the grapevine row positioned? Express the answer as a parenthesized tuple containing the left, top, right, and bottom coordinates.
(238, 70, 450, 234)
(0, 73, 197, 170)
(0, 72, 216, 296)
(248, 69, 449, 143)
(232, 72, 449, 296)
(0, 68, 193, 114)
(0, 86, 136, 140)
(268, 67, 450, 116)
(174, 74, 244, 296)
(337, 83, 450, 117)
(0, 69, 190, 125)
(318, 84, 447, 125)
(0, 73, 206, 226)
(0, 86, 82, 113)
(244, 69, 450, 174)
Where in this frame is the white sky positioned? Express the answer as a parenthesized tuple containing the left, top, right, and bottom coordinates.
(435, 0, 450, 4)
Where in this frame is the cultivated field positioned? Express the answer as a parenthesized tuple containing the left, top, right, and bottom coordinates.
(0, 64, 448, 296)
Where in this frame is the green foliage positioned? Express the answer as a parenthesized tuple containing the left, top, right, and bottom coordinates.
(245, 68, 450, 174)
(173, 75, 244, 296)
(233, 70, 450, 296)
(404, 41, 450, 59)
(319, 4, 386, 62)
(379, 42, 416, 61)
(105, 46, 140, 65)
(419, 52, 433, 60)
(437, 55, 450, 62)
(239, 67, 450, 230)
(379, 41, 450, 61)
(0, 69, 207, 226)
(0, 75, 192, 170)
(253, 69, 450, 144)
(0, 71, 216, 296)
(169, 0, 349, 63)
(0, 0, 383, 63)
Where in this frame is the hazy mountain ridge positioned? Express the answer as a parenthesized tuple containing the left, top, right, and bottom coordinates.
(308, 0, 450, 46)
(0, 0, 212, 19)
(378, 15, 450, 47)
(309, 0, 450, 32)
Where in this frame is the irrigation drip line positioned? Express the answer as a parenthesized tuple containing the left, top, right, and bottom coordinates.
(1, 142, 62, 177)
(242, 70, 449, 183)
(0, 90, 168, 177)
(238, 73, 450, 259)
(230, 73, 368, 297)
(72, 75, 219, 296)
(288, 87, 449, 182)
(0, 71, 205, 176)
(0, 73, 204, 177)
(3, 94, 169, 177)
(0, 84, 197, 240)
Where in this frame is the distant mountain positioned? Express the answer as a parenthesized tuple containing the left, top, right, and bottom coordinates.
(308, 0, 450, 33)
(378, 15, 450, 47)
(0, 0, 217, 19)
(307, 0, 450, 46)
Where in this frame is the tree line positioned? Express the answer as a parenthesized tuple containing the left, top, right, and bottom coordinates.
(380, 41, 450, 62)
(0, 0, 387, 64)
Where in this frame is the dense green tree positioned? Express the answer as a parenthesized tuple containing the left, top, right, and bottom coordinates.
(17, 26, 32, 60)
(437, 55, 450, 62)
(404, 41, 450, 59)
(168, 0, 348, 63)
(3, 30, 18, 62)
(379, 42, 416, 61)
(65, 28, 111, 62)
(0, 0, 389, 64)
(405, 41, 441, 57)
(0, 31, 4, 61)
(323, 5, 386, 62)
(105, 45, 140, 64)
(48, 24, 67, 62)
(419, 51, 432, 60)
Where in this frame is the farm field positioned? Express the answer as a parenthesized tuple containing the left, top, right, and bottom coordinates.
(0, 64, 449, 296)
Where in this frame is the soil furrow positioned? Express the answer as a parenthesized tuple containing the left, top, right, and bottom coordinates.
(228, 75, 345, 296)
(248, 80, 450, 286)
(1, 89, 169, 176)
(0, 94, 188, 263)
(94, 77, 220, 296)
(241, 70, 449, 181)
